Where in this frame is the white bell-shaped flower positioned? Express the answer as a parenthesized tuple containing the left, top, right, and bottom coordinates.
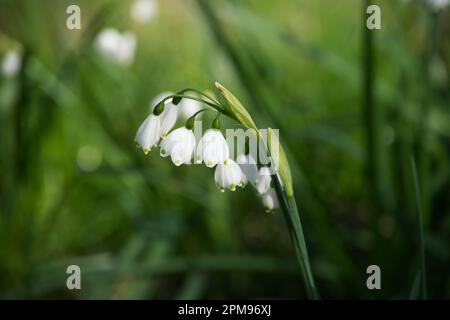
(150, 92, 178, 138)
(196, 129, 229, 167)
(135, 114, 161, 154)
(237, 153, 258, 186)
(160, 127, 196, 166)
(261, 188, 279, 212)
(2, 50, 21, 77)
(214, 159, 245, 192)
(256, 166, 272, 194)
(159, 103, 178, 137)
(116, 32, 136, 65)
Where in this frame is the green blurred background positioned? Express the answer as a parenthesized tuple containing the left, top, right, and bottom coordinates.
(0, 0, 449, 299)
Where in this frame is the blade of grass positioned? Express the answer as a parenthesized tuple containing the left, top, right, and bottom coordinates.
(362, 0, 385, 213)
(411, 157, 427, 299)
(409, 271, 420, 300)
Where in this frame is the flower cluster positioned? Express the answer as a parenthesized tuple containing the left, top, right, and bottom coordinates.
(135, 90, 280, 211)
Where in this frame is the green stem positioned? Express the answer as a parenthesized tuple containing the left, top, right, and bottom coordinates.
(161, 94, 222, 110)
(271, 174, 320, 299)
(156, 93, 234, 118)
(178, 88, 222, 106)
(191, 108, 215, 118)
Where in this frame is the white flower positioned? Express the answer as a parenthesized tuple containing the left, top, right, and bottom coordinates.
(237, 153, 258, 186)
(135, 114, 161, 154)
(214, 159, 246, 191)
(160, 127, 196, 166)
(159, 103, 178, 137)
(2, 51, 21, 77)
(150, 92, 178, 137)
(130, 0, 159, 23)
(426, 0, 449, 10)
(178, 96, 202, 120)
(255, 166, 272, 194)
(116, 32, 137, 65)
(196, 129, 229, 167)
(95, 28, 136, 66)
(261, 188, 279, 212)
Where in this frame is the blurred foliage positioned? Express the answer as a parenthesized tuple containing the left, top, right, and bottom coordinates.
(0, 0, 449, 299)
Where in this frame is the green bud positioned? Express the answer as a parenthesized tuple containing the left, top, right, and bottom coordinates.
(153, 101, 165, 115)
(215, 82, 257, 131)
(268, 128, 294, 197)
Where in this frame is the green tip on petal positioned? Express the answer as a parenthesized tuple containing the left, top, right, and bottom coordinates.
(161, 149, 167, 155)
(223, 159, 228, 165)
(207, 160, 213, 167)
(143, 147, 151, 154)
(229, 183, 235, 190)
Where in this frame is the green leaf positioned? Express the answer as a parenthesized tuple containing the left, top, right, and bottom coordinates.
(268, 128, 294, 197)
(214, 82, 258, 131)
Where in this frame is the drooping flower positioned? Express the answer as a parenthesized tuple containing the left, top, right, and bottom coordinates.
(135, 114, 161, 154)
(196, 129, 229, 167)
(95, 28, 136, 66)
(150, 92, 178, 137)
(237, 153, 258, 186)
(160, 127, 196, 166)
(214, 159, 246, 191)
(261, 188, 279, 212)
(159, 103, 178, 137)
(256, 166, 272, 194)
(130, 0, 159, 23)
(2, 50, 21, 77)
